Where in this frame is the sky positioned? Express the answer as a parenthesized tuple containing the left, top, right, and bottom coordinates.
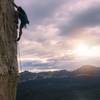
(15, 0, 100, 72)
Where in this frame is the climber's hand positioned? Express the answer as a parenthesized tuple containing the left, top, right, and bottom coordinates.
(11, 1, 18, 9)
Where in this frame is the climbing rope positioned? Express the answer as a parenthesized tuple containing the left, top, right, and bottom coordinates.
(17, 42, 22, 73)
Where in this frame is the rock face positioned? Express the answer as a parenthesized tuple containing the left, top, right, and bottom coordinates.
(0, 0, 18, 100)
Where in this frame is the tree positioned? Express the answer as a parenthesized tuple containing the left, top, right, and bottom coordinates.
(0, 0, 18, 100)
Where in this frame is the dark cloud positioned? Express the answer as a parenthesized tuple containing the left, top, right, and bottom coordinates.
(59, 4, 100, 35)
(21, 60, 53, 69)
(20, 55, 76, 71)
(22, 0, 68, 26)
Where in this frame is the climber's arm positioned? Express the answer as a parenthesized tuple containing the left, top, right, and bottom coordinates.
(11, 1, 19, 9)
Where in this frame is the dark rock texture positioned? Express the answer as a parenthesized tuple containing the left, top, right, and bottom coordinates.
(0, 0, 18, 100)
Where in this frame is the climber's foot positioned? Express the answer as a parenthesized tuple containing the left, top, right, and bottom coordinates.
(16, 37, 20, 41)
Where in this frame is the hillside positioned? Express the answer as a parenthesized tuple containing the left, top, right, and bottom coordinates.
(72, 65, 100, 76)
(19, 65, 100, 82)
(17, 65, 100, 100)
(19, 70, 70, 82)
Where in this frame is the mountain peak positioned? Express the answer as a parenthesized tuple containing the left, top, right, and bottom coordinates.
(73, 65, 100, 76)
(78, 65, 96, 70)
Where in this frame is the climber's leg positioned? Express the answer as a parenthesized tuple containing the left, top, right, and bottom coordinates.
(16, 23, 24, 41)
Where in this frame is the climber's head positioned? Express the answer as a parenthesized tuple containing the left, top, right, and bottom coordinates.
(17, 7, 23, 12)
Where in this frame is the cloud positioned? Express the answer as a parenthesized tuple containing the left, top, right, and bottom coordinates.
(59, 4, 100, 35)
(15, 0, 100, 72)
(21, 60, 50, 68)
(16, 0, 69, 26)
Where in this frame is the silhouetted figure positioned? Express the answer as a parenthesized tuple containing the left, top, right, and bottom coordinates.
(12, 2, 29, 41)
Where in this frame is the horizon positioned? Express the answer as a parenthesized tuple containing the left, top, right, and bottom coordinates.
(15, 0, 100, 72)
(19, 65, 99, 73)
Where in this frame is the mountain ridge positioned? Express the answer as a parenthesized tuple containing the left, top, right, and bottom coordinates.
(19, 65, 100, 82)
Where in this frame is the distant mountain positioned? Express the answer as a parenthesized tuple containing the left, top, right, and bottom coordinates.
(72, 65, 100, 77)
(19, 70, 70, 82)
(19, 65, 100, 82)
(17, 65, 100, 100)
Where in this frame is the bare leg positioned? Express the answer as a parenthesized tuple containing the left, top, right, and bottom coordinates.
(16, 23, 23, 41)
(16, 29, 22, 41)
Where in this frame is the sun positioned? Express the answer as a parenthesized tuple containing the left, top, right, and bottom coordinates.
(74, 43, 89, 56)
(73, 43, 93, 57)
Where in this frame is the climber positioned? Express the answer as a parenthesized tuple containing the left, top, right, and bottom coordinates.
(12, 2, 29, 41)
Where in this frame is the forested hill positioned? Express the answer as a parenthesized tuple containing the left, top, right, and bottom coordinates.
(17, 65, 100, 100)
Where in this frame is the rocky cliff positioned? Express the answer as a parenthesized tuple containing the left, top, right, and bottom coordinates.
(0, 0, 18, 100)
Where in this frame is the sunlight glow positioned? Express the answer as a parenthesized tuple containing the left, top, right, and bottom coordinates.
(73, 43, 100, 58)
